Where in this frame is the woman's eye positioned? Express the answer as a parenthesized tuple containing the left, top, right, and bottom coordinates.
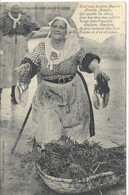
(52, 25, 66, 30)
(52, 25, 57, 28)
(60, 26, 66, 29)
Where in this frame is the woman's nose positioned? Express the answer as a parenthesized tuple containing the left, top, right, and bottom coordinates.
(55, 26, 60, 31)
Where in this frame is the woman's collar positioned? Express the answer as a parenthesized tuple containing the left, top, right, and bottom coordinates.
(45, 37, 81, 64)
(8, 12, 21, 28)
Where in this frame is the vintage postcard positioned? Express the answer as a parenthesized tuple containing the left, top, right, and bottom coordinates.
(0, 1, 127, 195)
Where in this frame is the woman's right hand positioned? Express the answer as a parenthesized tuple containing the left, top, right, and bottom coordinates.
(14, 63, 31, 76)
(14, 63, 31, 85)
(15, 83, 29, 107)
(18, 82, 29, 92)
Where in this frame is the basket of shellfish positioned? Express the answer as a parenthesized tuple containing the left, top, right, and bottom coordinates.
(35, 136, 125, 193)
(20, 136, 125, 193)
(36, 164, 119, 194)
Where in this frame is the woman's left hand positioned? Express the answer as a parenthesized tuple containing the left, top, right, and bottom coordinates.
(89, 59, 110, 81)
(94, 71, 110, 81)
(93, 71, 110, 109)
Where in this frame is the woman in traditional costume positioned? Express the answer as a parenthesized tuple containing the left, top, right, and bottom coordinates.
(0, 3, 40, 103)
(15, 17, 109, 144)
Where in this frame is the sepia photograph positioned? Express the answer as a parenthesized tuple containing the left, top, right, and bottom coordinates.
(0, 1, 127, 195)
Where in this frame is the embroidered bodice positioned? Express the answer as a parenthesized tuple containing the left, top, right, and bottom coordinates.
(18, 40, 100, 85)
(22, 42, 86, 78)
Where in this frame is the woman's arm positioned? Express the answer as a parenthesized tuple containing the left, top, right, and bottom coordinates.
(22, 14, 40, 34)
(85, 56, 101, 79)
(77, 48, 109, 80)
(79, 51, 101, 74)
(15, 43, 44, 89)
(81, 53, 110, 81)
(15, 63, 37, 86)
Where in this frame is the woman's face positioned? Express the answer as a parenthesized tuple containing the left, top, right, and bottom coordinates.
(50, 20, 67, 40)
(11, 5, 21, 14)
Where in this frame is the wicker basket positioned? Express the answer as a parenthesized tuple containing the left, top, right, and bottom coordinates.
(36, 164, 119, 194)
